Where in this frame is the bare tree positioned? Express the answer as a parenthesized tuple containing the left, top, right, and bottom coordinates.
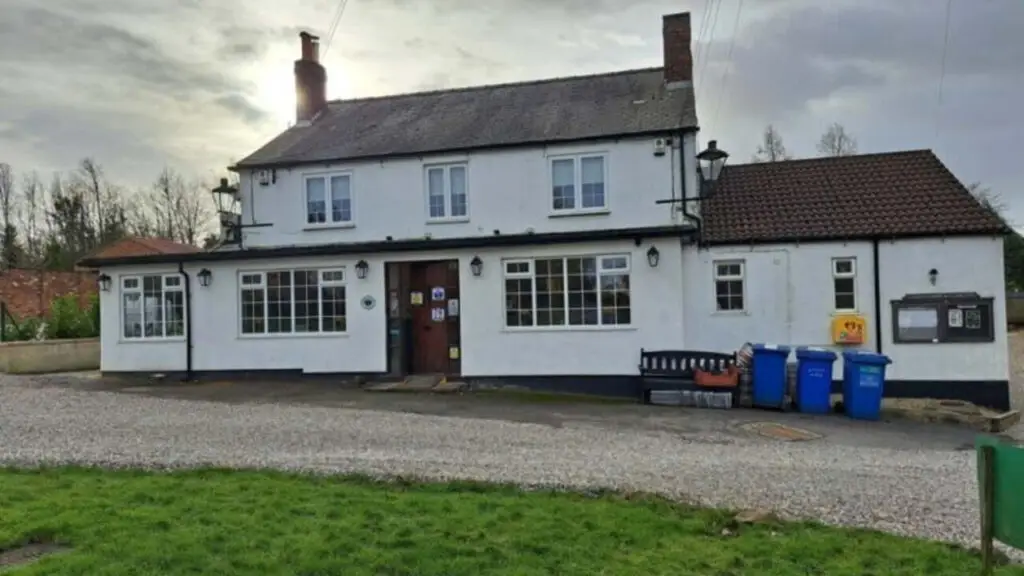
(145, 168, 214, 245)
(752, 125, 792, 162)
(18, 171, 43, 267)
(0, 163, 19, 268)
(817, 123, 859, 157)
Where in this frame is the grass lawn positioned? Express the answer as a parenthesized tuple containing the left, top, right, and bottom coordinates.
(0, 467, 1020, 575)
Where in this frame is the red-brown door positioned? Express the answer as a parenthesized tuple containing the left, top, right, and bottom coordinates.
(409, 261, 458, 374)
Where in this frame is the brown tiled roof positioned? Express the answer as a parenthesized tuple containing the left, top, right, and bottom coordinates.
(236, 68, 697, 168)
(701, 150, 1005, 245)
(88, 237, 200, 260)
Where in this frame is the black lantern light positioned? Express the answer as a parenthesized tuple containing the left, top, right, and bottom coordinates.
(470, 255, 483, 277)
(646, 246, 660, 268)
(97, 273, 112, 292)
(696, 140, 729, 195)
(211, 178, 241, 244)
(355, 260, 369, 279)
(198, 268, 213, 287)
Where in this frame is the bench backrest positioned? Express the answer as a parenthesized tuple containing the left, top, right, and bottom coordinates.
(639, 349, 736, 378)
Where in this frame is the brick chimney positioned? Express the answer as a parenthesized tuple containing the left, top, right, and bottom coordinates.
(662, 12, 692, 87)
(295, 32, 327, 125)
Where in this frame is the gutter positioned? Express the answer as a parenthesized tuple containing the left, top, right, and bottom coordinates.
(177, 262, 193, 381)
(677, 130, 701, 240)
(872, 239, 883, 354)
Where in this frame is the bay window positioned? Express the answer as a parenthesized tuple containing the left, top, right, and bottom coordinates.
(121, 274, 184, 340)
(241, 268, 347, 335)
(503, 255, 630, 328)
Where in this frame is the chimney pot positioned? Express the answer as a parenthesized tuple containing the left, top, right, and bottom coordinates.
(662, 12, 693, 86)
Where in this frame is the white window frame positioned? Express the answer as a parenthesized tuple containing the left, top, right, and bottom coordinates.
(713, 260, 745, 313)
(303, 171, 354, 228)
(548, 153, 609, 215)
(424, 163, 469, 222)
(120, 273, 185, 341)
(238, 267, 348, 337)
(832, 257, 857, 312)
(501, 254, 632, 330)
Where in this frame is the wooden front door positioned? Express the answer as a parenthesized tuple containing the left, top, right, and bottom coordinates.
(409, 260, 460, 374)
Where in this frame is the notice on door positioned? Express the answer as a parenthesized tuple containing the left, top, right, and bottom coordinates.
(410, 291, 424, 306)
(431, 286, 446, 301)
(431, 307, 446, 322)
(448, 298, 460, 317)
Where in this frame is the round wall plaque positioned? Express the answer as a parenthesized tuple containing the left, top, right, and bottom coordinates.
(361, 295, 376, 310)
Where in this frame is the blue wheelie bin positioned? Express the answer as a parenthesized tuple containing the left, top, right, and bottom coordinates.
(842, 351, 892, 420)
(795, 347, 837, 414)
(751, 344, 791, 409)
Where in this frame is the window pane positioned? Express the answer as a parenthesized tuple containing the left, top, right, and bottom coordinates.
(123, 278, 139, 290)
(834, 277, 856, 310)
(834, 259, 854, 275)
(164, 290, 184, 337)
(581, 156, 605, 208)
(601, 256, 627, 270)
(267, 271, 292, 333)
(715, 279, 744, 311)
(321, 270, 344, 283)
(321, 285, 347, 332)
(164, 276, 181, 287)
(427, 168, 445, 218)
(504, 277, 533, 327)
(123, 293, 142, 338)
(143, 276, 163, 337)
(505, 261, 529, 275)
(450, 166, 467, 217)
(535, 258, 565, 326)
(600, 272, 630, 325)
(241, 288, 266, 334)
(241, 273, 262, 285)
(306, 177, 326, 224)
(330, 175, 351, 222)
(552, 159, 575, 210)
(294, 270, 320, 332)
(567, 257, 598, 325)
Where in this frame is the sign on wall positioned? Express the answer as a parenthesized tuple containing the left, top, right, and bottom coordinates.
(431, 286, 446, 301)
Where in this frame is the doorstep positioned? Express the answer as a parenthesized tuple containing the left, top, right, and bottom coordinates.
(363, 375, 468, 394)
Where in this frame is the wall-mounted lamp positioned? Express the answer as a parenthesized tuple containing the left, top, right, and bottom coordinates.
(97, 273, 112, 292)
(198, 268, 213, 287)
(928, 268, 938, 286)
(470, 255, 483, 277)
(355, 260, 369, 279)
(646, 246, 660, 268)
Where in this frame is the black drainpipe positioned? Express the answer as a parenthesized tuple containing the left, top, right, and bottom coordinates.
(678, 131, 701, 240)
(872, 238, 883, 354)
(178, 262, 194, 381)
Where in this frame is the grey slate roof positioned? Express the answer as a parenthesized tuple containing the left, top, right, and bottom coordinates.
(235, 67, 696, 168)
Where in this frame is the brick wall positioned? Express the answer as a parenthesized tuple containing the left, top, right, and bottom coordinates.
(0, 269, 97, 320)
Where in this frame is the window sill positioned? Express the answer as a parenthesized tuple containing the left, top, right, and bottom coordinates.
(548, 208, 610, 218)
(303, 223, 355, 231)
(832, 309, 860, 315)
(426, 217, 470, 225)
(237, 332, 350, 340)
(119, 337, 186, 344)
(501, 325, 635, 334)
(711, 310, 749, 316)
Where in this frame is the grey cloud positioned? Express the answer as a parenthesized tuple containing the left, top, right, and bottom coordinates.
(217, 24, 306, 61)
(215, 94, 272, 127)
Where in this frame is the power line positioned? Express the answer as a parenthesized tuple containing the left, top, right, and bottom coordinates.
(693, 0, 714, 67)
(322, 0, 351, 59)
(935, 0, 953, 141)
(696, 0, 724, 102)
(711, 0, 745, 129)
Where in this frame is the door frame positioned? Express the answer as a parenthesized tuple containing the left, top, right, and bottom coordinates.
(384, 259, 462, 377)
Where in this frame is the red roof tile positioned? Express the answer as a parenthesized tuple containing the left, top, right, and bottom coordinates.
(88, 237, 200, 260)
(701, 150, 1004, 245)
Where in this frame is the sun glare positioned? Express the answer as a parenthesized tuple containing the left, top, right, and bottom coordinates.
(255, 62, 354, 129)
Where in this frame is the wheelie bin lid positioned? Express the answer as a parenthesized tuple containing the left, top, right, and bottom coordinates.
(842, 350, 891, 366)
(796, 346, 837, 361)
(752, 343, 791, 355)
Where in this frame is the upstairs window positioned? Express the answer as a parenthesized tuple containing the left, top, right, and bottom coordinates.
(833, 257, 857, 311)
(713, 260, 745, 312)
(425, 164, 468, 221)
(305, 173, 352, 226)
(551, 155, 607, 213)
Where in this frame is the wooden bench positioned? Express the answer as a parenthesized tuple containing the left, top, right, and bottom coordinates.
(638, 349, 738, 404)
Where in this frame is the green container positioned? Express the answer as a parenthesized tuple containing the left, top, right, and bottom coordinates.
(976, 436, 1024, 551)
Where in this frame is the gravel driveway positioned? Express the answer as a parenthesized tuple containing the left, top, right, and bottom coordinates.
(0, 374, 1016, 560)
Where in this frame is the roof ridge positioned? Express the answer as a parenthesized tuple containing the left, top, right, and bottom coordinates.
(325, 66, 668, 105)
(725, 149, 934, 169)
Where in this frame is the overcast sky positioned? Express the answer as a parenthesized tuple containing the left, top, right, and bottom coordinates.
(1, 0, 1022, 222)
